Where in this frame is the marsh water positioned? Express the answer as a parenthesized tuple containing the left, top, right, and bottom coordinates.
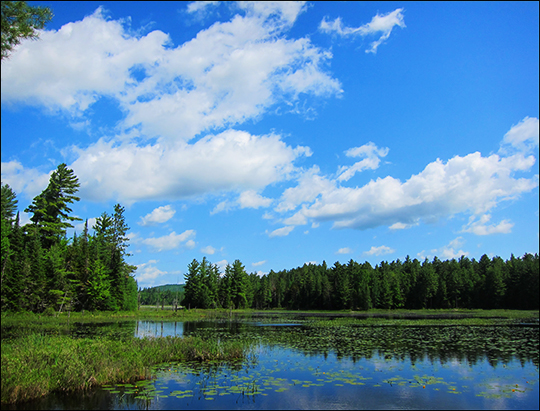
(11, 316, 540, 410)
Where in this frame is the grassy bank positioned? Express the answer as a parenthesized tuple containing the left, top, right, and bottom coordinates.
(3, 307, 537, 323)
(1, 333, 247, 404)
(1, 308, 537, 404)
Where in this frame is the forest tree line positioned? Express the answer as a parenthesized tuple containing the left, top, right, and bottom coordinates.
(2, 164, 538, 313)
(182, 253, 539, 311)
(1, 164, 138, 313)
(138, 284, 184, 306)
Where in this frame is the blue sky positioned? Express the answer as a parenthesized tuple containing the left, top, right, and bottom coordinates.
(2, 1, 539, 288)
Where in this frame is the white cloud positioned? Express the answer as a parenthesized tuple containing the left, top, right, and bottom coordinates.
(336, 247, 352, 254)
(237, 1, 308, 26)
(277, 131, 538, 232)
(142, 229, 196, 252)
(0, 160, 52, 200)
(500, 116, 539, 154)
(337, 142, 389, 182)
(211, 200, 234, 215)
(2, 3, 344, 208)
(2, 5, 341, 143)
(1, 7, 170, 114)
(389, 222, 416, 230)
(70, 130, 310, 204)
(268, 225, 294, 238)
(201, 245, 216, 255)
(275, 166, 334, 213)
(139, 205, 176, 226)
(187, 1, 220, 15)
(364, 245, 395, 256)
(439, 237, 469, 260)
(135, 260, 168, 288)
(462, 214, 514, 236)
(238, 190, 273, 209)
(319, 8, 405, 53)
(252, 260, 266, 267)
(419, 237, 469, 261)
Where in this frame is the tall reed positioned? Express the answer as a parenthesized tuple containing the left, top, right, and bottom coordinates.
(1, 333, 248, 404)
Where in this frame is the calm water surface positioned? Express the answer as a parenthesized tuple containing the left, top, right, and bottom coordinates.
(12, 319, 540, 410)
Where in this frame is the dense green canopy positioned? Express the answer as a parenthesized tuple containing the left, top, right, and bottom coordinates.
(1, 165, 137, 313)
(180, 254, 539, 311)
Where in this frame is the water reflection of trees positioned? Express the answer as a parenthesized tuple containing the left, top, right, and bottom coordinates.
(189, 324, 539, 369)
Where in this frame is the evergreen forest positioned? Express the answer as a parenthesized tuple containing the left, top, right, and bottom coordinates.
(138, 284, 184, 306)
(2, 165, 538, 314)
(181, 254, 539, 311)
(1, 164, 138, 313)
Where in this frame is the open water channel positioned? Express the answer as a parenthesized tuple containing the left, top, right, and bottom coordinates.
(10, 316, 540, 410)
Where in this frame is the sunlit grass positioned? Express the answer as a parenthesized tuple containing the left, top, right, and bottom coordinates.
(1, 308, 537, 404)
(1, 334, 249, 404)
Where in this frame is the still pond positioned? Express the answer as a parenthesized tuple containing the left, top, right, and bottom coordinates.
(10, 317, 540, 410)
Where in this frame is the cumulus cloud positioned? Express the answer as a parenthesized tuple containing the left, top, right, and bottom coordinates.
(237, 1, 308, 26)
(135, 260, 168, 288)
(275, 166, 334, 213)
(319, 8, 405, 53)
(139, 205, 176, 226)
(215, 259, 229, 273)
(278, 151, 538, 231)
(252, 260, 266, 267)
(268, 225, 294, 238)
(500, 116, 539, 154)
(336, 247, 352, 254)
(68, 130, 310, 203)
(238, 190, 273, 209)
(439, 237, 469, 260)
(1, 7, 170, 114)
(142, 230, 196, 252)
(337, 142, 389, 182)
(186, 1, 220, 15)
(462, 214, 514, 236)
(200, 245, 216, 255)
(1, 3, 341, 205)
(364, 245, 395, 256)
(0, 160, 52, 200)
(273, 118, 539, 234)
(389, 222, 417, 230)
(2, 5, 341, 142)
(213, 189, 274, 214)
(417, 237, 469, 261)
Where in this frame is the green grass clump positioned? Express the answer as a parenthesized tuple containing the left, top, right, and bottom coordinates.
(1, 334, 247, 404)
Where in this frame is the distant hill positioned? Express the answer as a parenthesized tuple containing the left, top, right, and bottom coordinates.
(149, 284, 185, 293)
(139, 284, 185, 305)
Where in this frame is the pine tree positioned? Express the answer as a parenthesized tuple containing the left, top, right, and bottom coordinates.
(92, 205, 135, 311)
(25, 163, 82, 249)
(1, 183, 18, 222)
(183, 259, 201, 309)
(230, 260, 248, 309)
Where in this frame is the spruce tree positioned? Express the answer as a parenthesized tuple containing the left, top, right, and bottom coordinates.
(25, 163, 82, 249)
(1, 183, 18, 222)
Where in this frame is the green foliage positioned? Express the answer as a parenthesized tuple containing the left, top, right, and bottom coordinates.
(25, 163, 82, 248)
(1, 166, 138, 313)
(1, 332, 247, 404)
(180, 253, 539, 311)
(138, 285, 184, 306)
(1, 0, 53, 60)
(1, 183, 18, 221)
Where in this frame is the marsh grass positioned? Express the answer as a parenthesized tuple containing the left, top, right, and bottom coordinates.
(1, 334, 248, 404)
(1, 308, 537, 404)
